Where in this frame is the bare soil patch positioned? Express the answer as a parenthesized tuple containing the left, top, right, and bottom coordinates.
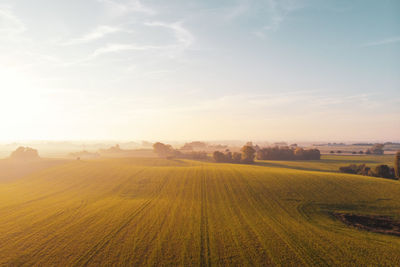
(334, 213, 400, 237)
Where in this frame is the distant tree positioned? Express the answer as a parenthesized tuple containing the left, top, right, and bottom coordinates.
(181, 141, 207, 150)
(330, 151, 335, 154)
(394, 151, 400, 178)
(294, 148, 304, 159)
(213, 151, 226, 163)
(189, 141, 207, 148)
(359, 165, 371, 176)
(339, 164, 371, 177)
(232, 152, 242, 163)
(153, 142, 175, 158)
(374, 165, 394, 179)
(10, 147, 40, 160)
(365, 149, 371, 154)
(390, 167, 396, 179)
(241, 145, 256, 163)
(337, 150, 342, 154)
(359, 151, 364, 154)
(339, 164, 358, 174)
(304, 149, 321, 160)
(245, 141, 254, 147)
(352, 151, 357, 154)
(256, 146, 320, 161)
(225, 151, 233, 162)
(371, 144, 384, 155)
(180, 144, 193, 151)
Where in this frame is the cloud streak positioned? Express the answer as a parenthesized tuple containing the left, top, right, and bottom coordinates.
(362, 36, 400, 47)
(62, 25, 125, 45)
(97, 0, 156, 17)
(253, 0, 303, 38)
(0, 6, 25, 36)
(144, 21, 194, 49)
(90, 43, 162, 58)
(80, 21, 194, 61)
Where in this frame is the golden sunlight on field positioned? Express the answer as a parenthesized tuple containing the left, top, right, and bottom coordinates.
(0, 157, 399, 266)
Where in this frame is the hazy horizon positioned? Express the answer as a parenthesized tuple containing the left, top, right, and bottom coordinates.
(1, 0, 399, 141)
(1, 138, 400, 145)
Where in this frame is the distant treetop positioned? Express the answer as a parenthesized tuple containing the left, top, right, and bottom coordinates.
(10, 147, 40, 160)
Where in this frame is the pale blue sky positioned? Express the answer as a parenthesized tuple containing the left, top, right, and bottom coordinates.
(0, 0, 399, 141)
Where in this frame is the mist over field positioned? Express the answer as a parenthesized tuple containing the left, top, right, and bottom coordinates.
(0, 0, 399, 266)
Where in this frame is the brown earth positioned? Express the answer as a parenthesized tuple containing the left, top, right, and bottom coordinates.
(334, 213, 400, 237)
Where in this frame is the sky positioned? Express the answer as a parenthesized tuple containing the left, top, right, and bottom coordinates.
(0, 0, 399, 142)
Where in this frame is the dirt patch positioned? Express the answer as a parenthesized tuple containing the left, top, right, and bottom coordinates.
(334, 213, 400, 237)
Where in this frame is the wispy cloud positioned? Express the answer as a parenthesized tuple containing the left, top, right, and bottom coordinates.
(62, 25, 125, 45)
(253, 0, 303, 38)
(90, 43, 161, 58)
(144, 21, 194, 49)
(84, 21, 194, 60)
(362, 36, 400, 47)
(0, 6, 25, 36)
(60, 20, 194, 66)
(223, 1, 249, 21)
(97, 0, 156, 17)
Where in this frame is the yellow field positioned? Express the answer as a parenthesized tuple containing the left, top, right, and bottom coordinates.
(0, 158, 71, 183)
(0, 156, 399, 266)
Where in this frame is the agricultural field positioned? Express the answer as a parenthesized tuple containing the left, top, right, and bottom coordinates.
(257, 154, 394, 172)
(0, 158, 71, 183)
(0, 155, 399, 266)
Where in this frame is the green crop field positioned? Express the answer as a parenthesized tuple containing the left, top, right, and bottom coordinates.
(256, 154, 394, 172)
(0, 155, 399, 266)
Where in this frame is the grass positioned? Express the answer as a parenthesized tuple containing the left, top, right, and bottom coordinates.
(257, 154, 394, 172)
(0, 155, 399, 266)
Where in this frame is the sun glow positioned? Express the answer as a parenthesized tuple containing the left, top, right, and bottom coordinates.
(0, 68, 50, 140)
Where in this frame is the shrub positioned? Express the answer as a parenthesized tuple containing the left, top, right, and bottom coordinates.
(395, 151, 400, 178)
(339, 163, 396, 180)
(374, 165, 395, 179)
(339, 165, 357, 174)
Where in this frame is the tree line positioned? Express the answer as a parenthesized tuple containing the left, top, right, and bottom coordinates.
(152, 142, 208, 160)
(153, 142, 257, 163)
(153, 142, 321, 164)
(256, 147, 321, 160)
(330, 143, 384, 155)
(339, 151, 400, 180)
(213, 145, 256, 164)
(10, 147, 40, 160)
(153, 142, 400, 179)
